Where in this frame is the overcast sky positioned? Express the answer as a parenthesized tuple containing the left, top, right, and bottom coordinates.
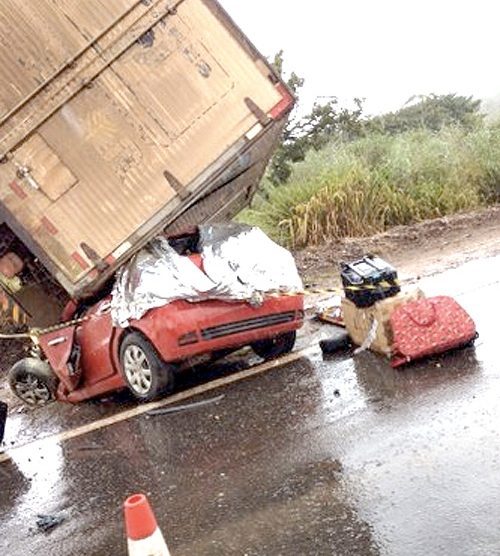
(220, 0, 500, 116)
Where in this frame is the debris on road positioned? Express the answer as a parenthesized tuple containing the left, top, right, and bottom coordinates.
(353, 318, 380, 355)
(317, 304, 345, 327)
(314, 254, 478, 367)
(36, 513, 65, 533)
(146, 395, 225, 417)
(319, 332, 352, 355)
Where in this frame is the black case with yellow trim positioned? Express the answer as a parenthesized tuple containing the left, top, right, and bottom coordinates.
(340, 255, 400, 308)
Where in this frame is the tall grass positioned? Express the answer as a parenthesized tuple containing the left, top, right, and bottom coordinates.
(241, 126, 500, 247)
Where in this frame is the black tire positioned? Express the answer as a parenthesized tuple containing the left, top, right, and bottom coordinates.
(120, 332, 175, 402)
(8, 358, 58, 406)
(251, 331, 296, 360)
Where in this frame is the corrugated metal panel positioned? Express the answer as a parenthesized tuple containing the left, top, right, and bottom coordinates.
(166, 119, 286, 233)
(52, 0, 136, 39)
(0, 0, 174, 155)
(0, 0, 289, 297)
(0, 0, 86, 116)
(0, 1, 143, 125)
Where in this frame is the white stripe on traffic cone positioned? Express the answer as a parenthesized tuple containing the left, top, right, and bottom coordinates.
(124, 493, 171, 556)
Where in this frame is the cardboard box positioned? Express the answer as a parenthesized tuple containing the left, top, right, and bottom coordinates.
(342, 288, 425, 355)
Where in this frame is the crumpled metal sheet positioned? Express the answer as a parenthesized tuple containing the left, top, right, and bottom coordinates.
(111, 224, 302, 327)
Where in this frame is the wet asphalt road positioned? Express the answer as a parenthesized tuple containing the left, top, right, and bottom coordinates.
(1, 255, 500, 556)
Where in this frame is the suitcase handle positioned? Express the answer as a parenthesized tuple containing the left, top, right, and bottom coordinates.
(340, 258, 382, 282)
(400, 300, 436, 327)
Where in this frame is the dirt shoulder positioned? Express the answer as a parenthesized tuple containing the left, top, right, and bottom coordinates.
(293, 206, 500, 287)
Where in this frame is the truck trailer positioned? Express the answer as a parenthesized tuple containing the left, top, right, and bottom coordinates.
(0, 0, 294, 324)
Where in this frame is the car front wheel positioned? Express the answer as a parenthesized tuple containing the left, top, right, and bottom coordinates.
(120, 332, 174, 402)
(251, 331, 296, 360)
(8, 358, 58, 406)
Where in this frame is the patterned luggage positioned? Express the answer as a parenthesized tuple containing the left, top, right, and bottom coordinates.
(390, 296, 477, 367)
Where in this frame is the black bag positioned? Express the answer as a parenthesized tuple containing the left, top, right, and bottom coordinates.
(319, 331, 352, 355)
(340, 255, 400, 308)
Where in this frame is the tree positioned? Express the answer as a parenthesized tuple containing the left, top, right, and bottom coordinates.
(267, 52, 365, 185)
(368, 94, 484, 135)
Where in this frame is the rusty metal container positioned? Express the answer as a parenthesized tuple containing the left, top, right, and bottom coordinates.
(0, 0, 293, 298)
(0, 252, 24, 278)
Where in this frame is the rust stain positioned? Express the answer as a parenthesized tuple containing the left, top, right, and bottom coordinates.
(71, 251, 90, 270)
(8, 180, 27, 199)
(41, 216, 59, 235)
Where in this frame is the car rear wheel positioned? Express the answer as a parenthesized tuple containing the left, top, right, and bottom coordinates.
(251, 331, 296, 360)
(8, 358, 58, 406)
(120, 332, 174, 402)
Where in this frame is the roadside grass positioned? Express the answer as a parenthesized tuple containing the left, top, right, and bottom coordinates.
(240, 126, 500, 247)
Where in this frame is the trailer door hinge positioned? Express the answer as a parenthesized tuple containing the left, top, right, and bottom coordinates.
(244, 98, 270, 126)
(164, 169, 189, 200)
(80, 243, 108, 272)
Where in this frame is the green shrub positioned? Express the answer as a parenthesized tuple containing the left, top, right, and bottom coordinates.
(240, 126, 500, 247)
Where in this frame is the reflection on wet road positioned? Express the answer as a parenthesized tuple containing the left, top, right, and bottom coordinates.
(1, 255, 499, 555)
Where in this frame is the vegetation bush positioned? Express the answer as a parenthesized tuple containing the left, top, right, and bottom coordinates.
(240, 126, 500, 247)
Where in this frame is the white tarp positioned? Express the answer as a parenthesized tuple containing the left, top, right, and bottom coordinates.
(111, 224, 303, 327)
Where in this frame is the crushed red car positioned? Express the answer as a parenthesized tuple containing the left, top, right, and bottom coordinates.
(8, 225, 304, 404)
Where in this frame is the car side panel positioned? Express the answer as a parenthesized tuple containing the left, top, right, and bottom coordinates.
(76, 298, 122, 387)
(39, 326, 80, 391)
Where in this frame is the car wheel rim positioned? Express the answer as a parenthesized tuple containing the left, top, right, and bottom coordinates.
(15, 375, 51, 405)
(123, 345, 153, 395)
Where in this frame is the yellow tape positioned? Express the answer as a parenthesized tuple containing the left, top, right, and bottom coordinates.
(0, 289, 30, 325)
(32, 316, 88, 336)
(0, 280, 399, 339)
(11, 303, 19, 323)
(267, 280, 400, 298)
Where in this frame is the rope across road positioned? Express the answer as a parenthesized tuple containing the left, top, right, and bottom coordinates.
(0, 345, 318, 464)
(0, 280, 402, 341)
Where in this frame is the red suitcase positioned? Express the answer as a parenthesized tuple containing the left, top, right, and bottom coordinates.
(390, 296, 477, 367)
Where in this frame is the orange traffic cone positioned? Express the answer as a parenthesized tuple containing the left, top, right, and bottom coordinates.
(124, 493, 171, 556)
